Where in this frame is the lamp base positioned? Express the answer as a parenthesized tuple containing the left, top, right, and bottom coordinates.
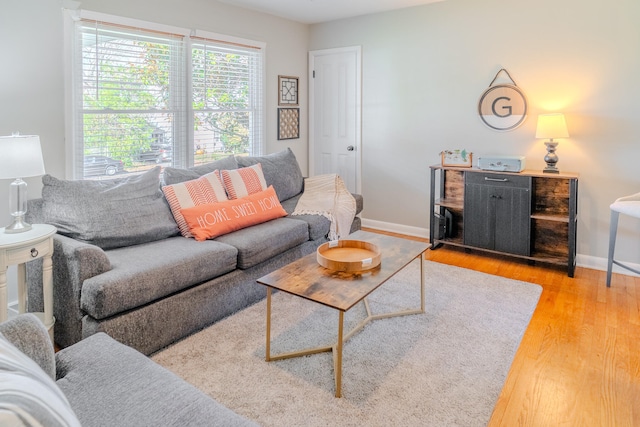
(4, 216, 32, 234)
(543, 141, 560, 174)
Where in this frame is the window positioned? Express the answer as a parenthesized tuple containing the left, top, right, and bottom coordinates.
(68, 11, 264, 179)
(191, 35, 263, 164)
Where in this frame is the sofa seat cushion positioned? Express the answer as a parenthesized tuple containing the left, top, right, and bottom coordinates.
(280, 193, 364, 241)
(55, 333, 257, 427)
(81, 237, 238, 320)
(214, 217, 309, 269)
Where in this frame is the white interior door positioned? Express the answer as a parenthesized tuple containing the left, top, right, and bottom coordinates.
(309, 46, 362, 194)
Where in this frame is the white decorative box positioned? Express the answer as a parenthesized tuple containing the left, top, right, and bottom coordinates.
(477, 156, 526, 172)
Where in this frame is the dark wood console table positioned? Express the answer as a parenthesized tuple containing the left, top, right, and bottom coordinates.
(429, 165, 578, 277)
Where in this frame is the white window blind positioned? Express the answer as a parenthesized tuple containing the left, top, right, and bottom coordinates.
(191, 37, 263, 165)
(73, 19, 186, 178)
(69, 12, 264, 179)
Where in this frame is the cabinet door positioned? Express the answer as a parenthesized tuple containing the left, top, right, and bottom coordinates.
(493, 187, 531, 255)
(464, 174, 531, 256)
(464, 183, 495, 250)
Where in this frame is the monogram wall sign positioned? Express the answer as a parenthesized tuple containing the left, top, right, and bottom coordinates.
(478, 69, 527, 131)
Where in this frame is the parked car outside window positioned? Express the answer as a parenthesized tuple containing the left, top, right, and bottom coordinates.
(84, 155, 124, 177)
(137, 144, 173, 164)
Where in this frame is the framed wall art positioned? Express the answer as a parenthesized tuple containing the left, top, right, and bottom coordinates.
(277, 108, 299, 140)
(278, 75, 299, 106)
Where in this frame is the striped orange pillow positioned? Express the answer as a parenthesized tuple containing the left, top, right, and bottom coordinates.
(220, 163, 267, 199)
(162, 171, 228, 237)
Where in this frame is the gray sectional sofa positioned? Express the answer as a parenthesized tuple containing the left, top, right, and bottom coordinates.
(0, 313, 257, 426)
(26, 148, 362, 355)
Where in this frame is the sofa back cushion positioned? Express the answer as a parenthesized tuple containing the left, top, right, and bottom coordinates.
(162, 155, 238, 186)
(41, 167, 179, 250)
(236, 148, 303, 202)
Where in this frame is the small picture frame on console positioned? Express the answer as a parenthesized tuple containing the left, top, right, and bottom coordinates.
(441, 149, 473, 167)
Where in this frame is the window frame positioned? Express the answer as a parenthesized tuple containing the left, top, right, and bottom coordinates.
(64, 9, 265, 179)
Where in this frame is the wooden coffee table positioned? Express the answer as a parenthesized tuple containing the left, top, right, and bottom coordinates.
(256, 230, 430, 397)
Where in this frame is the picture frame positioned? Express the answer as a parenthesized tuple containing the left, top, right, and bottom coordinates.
(278, 75, 299, 106)
(277, 108, 299, 140)
(441, 149, 473, 167)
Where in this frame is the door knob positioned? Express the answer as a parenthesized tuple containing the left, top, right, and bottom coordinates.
(347, 145, 355, 151)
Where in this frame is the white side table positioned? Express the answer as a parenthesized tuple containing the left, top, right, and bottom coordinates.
(0, 224, 57, 342)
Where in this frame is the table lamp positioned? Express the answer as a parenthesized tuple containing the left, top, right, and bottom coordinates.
(0, 134, 46, 233)
(535, 113, 569, 174)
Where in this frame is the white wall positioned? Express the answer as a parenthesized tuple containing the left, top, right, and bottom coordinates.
(310, 0, 640, 268)
(0, 0, 309, 301)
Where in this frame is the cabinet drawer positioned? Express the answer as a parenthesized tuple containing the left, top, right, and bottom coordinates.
(465, 172, 531, 189)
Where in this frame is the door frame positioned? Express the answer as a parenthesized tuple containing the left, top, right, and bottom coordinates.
(308, 46, 362, 194)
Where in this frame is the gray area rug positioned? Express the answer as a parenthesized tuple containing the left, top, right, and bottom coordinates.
(153, 260, 542, 426)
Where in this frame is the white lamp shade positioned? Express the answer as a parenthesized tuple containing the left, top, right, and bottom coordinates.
(535, 114, 569, 139)
(0, 135, 46, 179)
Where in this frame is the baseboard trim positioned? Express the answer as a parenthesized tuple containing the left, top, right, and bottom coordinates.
(8, 301, 18, 315)
(361, 218, 429, 239)
(361, 218, 639, 277)
(576, 254, 640, 277)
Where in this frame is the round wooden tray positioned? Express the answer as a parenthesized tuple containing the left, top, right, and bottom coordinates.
(316, 240, 381, 272)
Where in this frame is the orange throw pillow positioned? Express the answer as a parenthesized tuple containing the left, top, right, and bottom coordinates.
(162, 171, 228, 238)
(180, 185, 287, 241)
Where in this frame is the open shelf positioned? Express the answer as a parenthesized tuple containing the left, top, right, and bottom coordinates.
(530, 213, 569, 222)
(434, 198, 464, 210)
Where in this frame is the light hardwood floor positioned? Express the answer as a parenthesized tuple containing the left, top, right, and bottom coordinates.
(363, 228, 640, 427)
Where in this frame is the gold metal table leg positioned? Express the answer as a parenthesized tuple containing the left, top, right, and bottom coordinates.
(335, 311, 344, 398)
(266, 288, 272, 361)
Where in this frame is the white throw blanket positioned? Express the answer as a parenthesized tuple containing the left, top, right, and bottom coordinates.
(292, 174, 356, 240)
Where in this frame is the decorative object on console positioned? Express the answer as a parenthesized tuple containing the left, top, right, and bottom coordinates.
(278, 75, 299, 106)
(478, 68, 527, 131)
(536, 113, 569, 174)
(441, 149, 472, 167)
(477, 155, 526, 172)
(0, 134, 45, 233)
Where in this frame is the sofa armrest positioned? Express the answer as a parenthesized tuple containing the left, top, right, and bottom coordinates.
(0, 313, 55, 380)
(27, 234, 111, 348)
